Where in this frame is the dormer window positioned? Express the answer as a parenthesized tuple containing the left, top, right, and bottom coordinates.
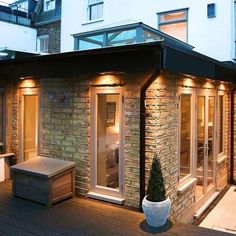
(88, 0, 103, 21)
(44, 0, 55, 12)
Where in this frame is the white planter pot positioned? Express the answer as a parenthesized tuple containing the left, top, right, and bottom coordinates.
(142, 196, 171, 227)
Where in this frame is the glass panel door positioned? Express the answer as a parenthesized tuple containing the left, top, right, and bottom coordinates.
(196, 96, 205, 201)
(20, 89, 38, 161)
(91, 88, 123, 197)
(195, 93, 216, 206)
(97, 94, 120, 189)
(207, 96, 215, 190)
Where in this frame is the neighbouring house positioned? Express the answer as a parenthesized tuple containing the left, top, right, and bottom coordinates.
(61, 0, 236, 62)
(0, 0, 61, 59)
(0, 23, 235, 223)
(0, 1, 37, 57)
(34, 0, 61, 54)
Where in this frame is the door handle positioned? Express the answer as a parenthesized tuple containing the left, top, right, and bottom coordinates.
(198, 146, 204, 150)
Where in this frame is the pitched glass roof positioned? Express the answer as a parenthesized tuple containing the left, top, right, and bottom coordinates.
(73, 22, 194, 52)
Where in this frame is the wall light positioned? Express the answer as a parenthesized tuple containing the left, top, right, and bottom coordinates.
(93, 71, 125, 86)
(182, 78, 195, 88)
(19, 79, 37, 89)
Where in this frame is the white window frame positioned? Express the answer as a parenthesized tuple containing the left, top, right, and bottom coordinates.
(217, 91, 225, 159)
(177, 88, 195, 186)
(157, 8, 188, 42)
(87, 0, 104, 21)
(0, 90, 5, 148)
(90, 87, 124, 198)
(37, 35, 49, 54)
(44, 0, 55, 12)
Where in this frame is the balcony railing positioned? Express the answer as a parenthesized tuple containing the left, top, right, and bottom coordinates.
(0, 10, 31, 26)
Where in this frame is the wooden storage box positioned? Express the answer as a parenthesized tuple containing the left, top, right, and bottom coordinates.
(11, 157, 76, 207)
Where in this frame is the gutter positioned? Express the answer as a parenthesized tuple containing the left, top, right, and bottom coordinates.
(230, 87, 236, 184)
(139, 48, 163, 210)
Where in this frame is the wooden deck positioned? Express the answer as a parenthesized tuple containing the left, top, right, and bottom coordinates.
(0, 181, 231, 236)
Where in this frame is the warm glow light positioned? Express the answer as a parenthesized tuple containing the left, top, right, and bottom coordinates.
(183, 78, 194, 88)
(95, 75, 121, 85)
(19, 79, 37, 88)
(203, 82, 214, 89)
(219, 83, 226, 90)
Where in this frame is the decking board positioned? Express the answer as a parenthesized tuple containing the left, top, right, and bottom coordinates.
(0, 181, 231, 236)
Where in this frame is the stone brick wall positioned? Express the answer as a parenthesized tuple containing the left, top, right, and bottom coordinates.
(36, 21, 61, 53)
(1, 71, 231, 222)
(40, 77, 90, 195)
(145, 72, 195, 223)
(4, 80, 20, 158)
(233, 90, 236, 181)
(39, 72, 152, 207)
(145, 72, 230, 223)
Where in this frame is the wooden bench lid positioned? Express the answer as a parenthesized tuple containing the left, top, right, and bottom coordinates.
(11, 156, 76, 178)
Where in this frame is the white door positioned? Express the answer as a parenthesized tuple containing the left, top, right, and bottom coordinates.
(195, 91, 216, 210)
(91, 87, 124, 197)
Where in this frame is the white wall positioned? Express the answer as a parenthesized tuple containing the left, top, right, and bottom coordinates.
(61, 0, 234, 62)
(0, 21, 37, 53)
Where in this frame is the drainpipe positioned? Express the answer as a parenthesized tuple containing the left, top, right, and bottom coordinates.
(139, 49, 163, 210)
(230, 88, 236, 184)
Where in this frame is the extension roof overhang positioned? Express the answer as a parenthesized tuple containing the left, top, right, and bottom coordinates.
(0, 41, 235, 83)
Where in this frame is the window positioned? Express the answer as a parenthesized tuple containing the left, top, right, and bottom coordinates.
(38, 35, 49, 53)
(179, 93, 192, 181)
(44, 0, 55, 12)
(217, 94, 224, 155)
(88, 0, 103, 21)
(158, 9, 188, 42)
(207, 4, 216, 18)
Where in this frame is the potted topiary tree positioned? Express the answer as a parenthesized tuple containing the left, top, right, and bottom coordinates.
(142, 155, 171, 227)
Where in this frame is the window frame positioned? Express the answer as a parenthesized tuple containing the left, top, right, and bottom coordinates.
(177, 88, 194, 185)
(44, 0, 56, 12)
(37, 35, 49, 54)
(207, 3, 216, 18)
(157, 8, 189, 43)
(217, 91, 225, 158)
(88, 0, 104, 21)
(0, 90, 5, 151)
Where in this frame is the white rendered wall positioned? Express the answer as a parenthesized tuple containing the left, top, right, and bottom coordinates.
(61, 0, 234, 62)
(0, 21, 37, 53)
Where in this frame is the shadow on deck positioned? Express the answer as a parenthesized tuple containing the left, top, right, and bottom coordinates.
(0, 181, 231, 236)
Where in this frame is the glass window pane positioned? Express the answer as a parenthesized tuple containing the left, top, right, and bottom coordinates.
(208, 97, 214, 189)
(90, 2, 103, 20)
(160, 22, 187, 42)
(107, 29, 136, 46)
(160, 11, 187, 23)
(143, 30, 162, 42)
(79, 34, 103, 50)
(218, 95, 224, 154)
(24, 95, 38, 161)
(97, 94, 120, 189)
(196, 96, 205, 201)
(207, 4, 216, 18)
(180, 94, 191, 180)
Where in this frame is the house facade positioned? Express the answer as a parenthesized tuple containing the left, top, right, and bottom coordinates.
(61, 0, 236, 62)
(0, 0, 61, 57)
(0, 1, 37, 56)
(0, 30, 235, 223)
(34, 0, 61, 54)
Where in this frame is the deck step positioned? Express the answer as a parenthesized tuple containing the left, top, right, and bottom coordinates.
(194, 192, 220, 219)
